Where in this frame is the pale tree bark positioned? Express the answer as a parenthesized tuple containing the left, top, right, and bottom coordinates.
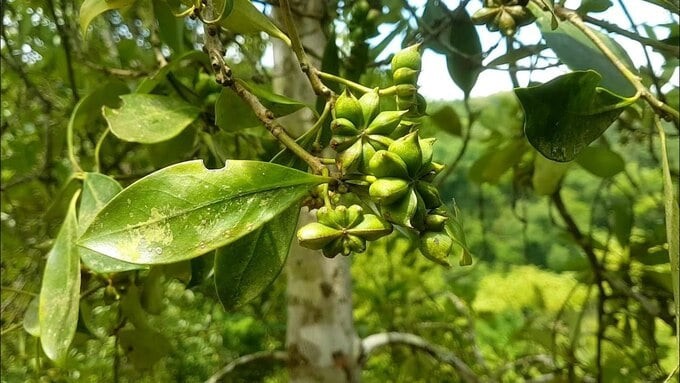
(273, 1, 362, 382)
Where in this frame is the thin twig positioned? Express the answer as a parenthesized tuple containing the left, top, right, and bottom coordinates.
(434, 99, 474, 186)
(46, 0, 79, 102)
(582, 14, 680, 58)
(201, 0, 325, 175)
(360, 332, 479, 383)
(204, 350, 289, 383)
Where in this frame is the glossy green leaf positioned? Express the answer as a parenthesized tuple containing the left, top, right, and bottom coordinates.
(39, 192, 82, 363)
(152, 0, 186, 54)
(104, 94, 200, 144)
(79, 160, 329, 264)
(515, 71, 636, 162)
(119, 328, 171, 370)
(446, 5, 482, 97)
(468, 139, 528, 184)
(214, 204, 299, 310)
(533, 5, 636, 96)
(79, 173, 144, 274)
(577, 0, 613, 14)
(23, 297, 40, 337)
(576, 146, 625, 178)
(532, 154, 571, 196)
(79, 0, 136, 35)
(428, 105, 462, 136)
(219, 0, 291, 46)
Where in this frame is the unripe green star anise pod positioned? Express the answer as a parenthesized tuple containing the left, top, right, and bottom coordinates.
(334, 89, 364, 127)
(419, 231, 453, 267)
(388, 131, 422, 176)
(393, 67, 419, 85)
(425, 213, 448, 231)
(299, 205, 392, 257)
(391, 43, 422, 74)
(358, 88, 381, 123)
(365, 110, 408, 135)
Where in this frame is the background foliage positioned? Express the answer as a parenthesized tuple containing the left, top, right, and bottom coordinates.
(1, 0, 678, 382)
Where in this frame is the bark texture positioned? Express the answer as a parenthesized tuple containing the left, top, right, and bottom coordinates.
(273, 1, 361, 382)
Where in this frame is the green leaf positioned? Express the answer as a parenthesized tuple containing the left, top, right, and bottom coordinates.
(468, 139, 528, 184)
(446, 5, 482, 97)
(135, 51, 209, 94)
(39, 191, 82, 363)
(79, 0, 136, 35)
(104, 94, 200, 144)
(219, 0, 291, 46)
(23, 297, 40, 337)
(421, 0, 452, 54)
(79, 173, 144, 274)
(444, 201, 473, 266)
(68, 80, 130, 137)
(577, 0, 613, 14)
(575, 146, 625, 178)
(515, 71, 636, 162)
(215, 87, 261, 131)
(487, 44, 547, 67)
(214, 204, 299, 309)
(78, 160, 329, 264)
(119, 328, 171, 370)
(236, 79, 308, 118)
(610, 196, 633, 247)
(533, 5, 637, 96)
(152, 0, 187, 54)
(532, 154, 571, 196)
(141, 267, 165, 315)
(428, 105, 462, 136)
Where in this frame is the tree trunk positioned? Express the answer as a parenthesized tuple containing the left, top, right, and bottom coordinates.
(273, 2, 361, 382)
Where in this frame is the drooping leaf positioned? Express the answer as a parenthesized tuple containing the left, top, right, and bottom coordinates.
(533, 4, 637, 96)
(119, 328, 171, 370)
(104, 94, 200, 144)
(532, 154, 571, 196)
(428, 105, 462, 136)
(515, 71, 636, 162)
(39, 192, 82, 363)
(79, 173, 144, 274)
(23, 296, 40, 337)
(214, 204, 299, 310)
(575, 146, 625, 178)
(446, 5, 482, 97)
(78, 160, 329, 264)
(421, 0, 451, 54)
(219, 0, 291, 46)
(79, 0, 136, 35)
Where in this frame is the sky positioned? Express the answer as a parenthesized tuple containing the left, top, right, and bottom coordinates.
(392, 0, 679, 100)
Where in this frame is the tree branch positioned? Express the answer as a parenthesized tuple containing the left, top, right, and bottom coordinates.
(201, 1, 325, 175)
(204, 350, 289, 383)
(360, 332, 479, 383)
(46, 0, 79, 102)
(553, 6, 679, 123)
